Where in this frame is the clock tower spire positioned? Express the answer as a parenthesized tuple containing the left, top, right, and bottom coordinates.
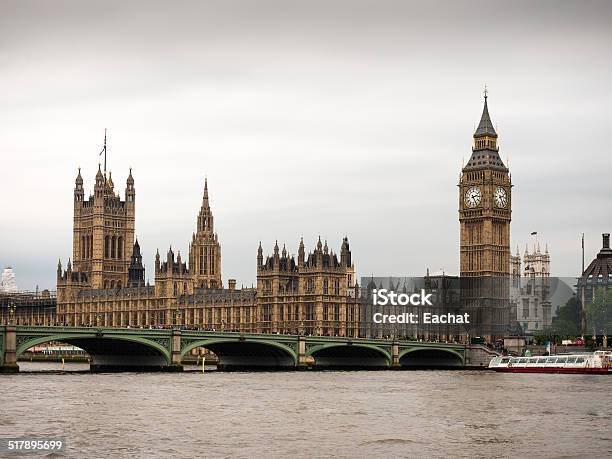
(459, 90, 512, 340)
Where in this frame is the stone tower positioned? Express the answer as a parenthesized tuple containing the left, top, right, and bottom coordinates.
(71, 166, 135, 289)
(459, 92, 512, 338)
(188, 178, 222, 289)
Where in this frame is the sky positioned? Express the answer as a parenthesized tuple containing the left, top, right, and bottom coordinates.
(1, 0, 611, 291)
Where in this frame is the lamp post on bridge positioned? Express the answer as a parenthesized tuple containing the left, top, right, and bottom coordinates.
(8, 301, 16, 326)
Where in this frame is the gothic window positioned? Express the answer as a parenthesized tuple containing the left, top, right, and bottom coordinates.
(306, 304, 314, 321)
(323, 279, 329, 295)
(334, 305, 340, 321)
(118, 237, 123, 259)
(111, 236, 116, 259)
(263, 305, 272, 322)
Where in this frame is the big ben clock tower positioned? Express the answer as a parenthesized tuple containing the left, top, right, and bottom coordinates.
(459, 90, 512, 340)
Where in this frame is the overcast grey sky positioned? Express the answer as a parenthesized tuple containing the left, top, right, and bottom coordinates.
(1, 0, 611, 290)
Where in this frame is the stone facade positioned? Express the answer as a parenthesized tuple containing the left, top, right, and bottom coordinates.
(56, 171, 359, 335)
(256, 237, 360, 337)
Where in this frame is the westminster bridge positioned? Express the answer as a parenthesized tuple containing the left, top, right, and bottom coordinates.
(0, 325, 498, 372)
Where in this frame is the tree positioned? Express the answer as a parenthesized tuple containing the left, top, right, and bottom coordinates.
(535, 296, 581, 343)
(585, 288, 612, 336)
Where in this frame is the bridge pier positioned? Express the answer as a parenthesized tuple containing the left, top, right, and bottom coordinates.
(168, 328, 184, 372)
(297, 336, 309, 369)
(1, 326, 19, 373)
(391, 341, 400, 369)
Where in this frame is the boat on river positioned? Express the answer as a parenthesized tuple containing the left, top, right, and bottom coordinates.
(488, 351, 612, 374)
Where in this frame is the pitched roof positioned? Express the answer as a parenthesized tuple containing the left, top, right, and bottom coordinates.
(474, 96, 497, 138)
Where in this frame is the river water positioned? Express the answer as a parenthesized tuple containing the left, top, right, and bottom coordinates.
(1, 362, 611, 458)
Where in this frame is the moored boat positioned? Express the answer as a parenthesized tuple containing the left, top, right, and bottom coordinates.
(489, 351, 612, 374)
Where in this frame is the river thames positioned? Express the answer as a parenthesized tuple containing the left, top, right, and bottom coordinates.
(1, 363, 611, 458)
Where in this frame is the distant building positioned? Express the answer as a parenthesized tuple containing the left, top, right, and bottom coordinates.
(577, 233, 612, 330)
(509, 243, 552, 334)
(1, 290, 56, 326)
(0, 267, 18, 293)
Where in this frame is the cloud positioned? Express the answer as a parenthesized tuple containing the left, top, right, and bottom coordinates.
(1, 0, 611, 289)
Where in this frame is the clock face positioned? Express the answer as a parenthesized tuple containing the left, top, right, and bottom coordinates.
(494, 186, 508, 208)
(464, 186, 481, 208)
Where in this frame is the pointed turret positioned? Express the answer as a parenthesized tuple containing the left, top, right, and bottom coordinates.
(75, 168, 83, 186)
(257, 241, 264, 267)
(128, 239, 145, 287)
(340, 236, 351, 267)
(74, 168, 84, 205)
(107, 171, 114, 190)
(474, 92, 497, 139)
(298, 237, 305, 265)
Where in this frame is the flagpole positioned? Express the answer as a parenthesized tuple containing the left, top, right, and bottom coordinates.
(581, 233, 585, 275)
(103, 128, 107, 175)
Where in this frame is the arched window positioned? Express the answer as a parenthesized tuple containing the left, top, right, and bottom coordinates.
(174, 282, 178, 296)
(118, 237, 123, 259)
(110, 280, 115, 288)
(111, 236, 116, 259)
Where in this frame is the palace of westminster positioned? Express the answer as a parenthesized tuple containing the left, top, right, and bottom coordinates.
(8, 93, 594, 340)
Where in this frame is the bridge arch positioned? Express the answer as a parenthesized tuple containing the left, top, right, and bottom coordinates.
(16, 333, 172, 370)
(181, 338, 297, 370)
(399, 347, 464, 368)
(306, 343, 391, 368)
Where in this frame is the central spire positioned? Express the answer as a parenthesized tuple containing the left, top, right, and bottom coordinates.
(197, 177, 213, 233)
(202, 177, 209, 208)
